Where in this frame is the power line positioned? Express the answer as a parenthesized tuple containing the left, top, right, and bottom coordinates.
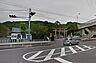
(0, 0, 28, 10)
(0, 0, 90, 21)
(32, 9, 89, 20)
(36, 13, 57, 20)
(86, 0, 96, 12)
(0, 10, 28, 11)
(36, 13, 71, 22)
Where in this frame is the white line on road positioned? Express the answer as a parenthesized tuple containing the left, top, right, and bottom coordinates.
(60, 48, 65, 56)
(23, 45, 96, 62)
(76, 45, 85, 51)
(69, 46, 77, 53)
(83, 45, 92, 49)
(44, 49, 55, 61)
(54, 57, 72, 63)
(28, 51, 43, 60)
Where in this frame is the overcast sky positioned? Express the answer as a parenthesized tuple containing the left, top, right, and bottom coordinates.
(0, 0, 96, 23)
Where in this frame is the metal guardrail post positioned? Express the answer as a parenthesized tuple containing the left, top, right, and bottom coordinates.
(10, 44, 12, 47)
(22, 44, 23, 47)
(30, 43, 32, 46)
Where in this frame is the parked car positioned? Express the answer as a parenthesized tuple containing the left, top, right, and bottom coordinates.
(63, 37, 79, 46)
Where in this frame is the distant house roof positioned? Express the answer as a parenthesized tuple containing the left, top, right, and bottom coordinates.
(11, 27, 21, 33)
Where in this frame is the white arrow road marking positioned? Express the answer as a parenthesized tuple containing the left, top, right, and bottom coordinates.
(69, 46, 77, 53)
(83, 45, 92, 49)
(28, 51, 43, 60)
(54, 57, 72, 63)
(44, 49, 55, 61)
(76, 45, 85, 51)
(60, 48, 66, 56)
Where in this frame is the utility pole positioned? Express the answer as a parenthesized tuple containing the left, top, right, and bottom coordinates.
(9, 8, 36, 41)
(77, 12, 80, 23)
(28, 8, 31, 41)
(77, 15, 78, 22)
(28, 8, 36, 41)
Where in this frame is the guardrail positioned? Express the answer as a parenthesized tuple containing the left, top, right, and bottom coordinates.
(0, 41, 51, 45)
(0, 39, 10, 43)
(0, 41, 51, 47)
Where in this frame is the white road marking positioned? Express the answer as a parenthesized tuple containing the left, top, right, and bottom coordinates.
(28, 51, 43, 60)
(69, 46, 77, 53)
(44, 49, 55, 60)
(60, 48, 65, 56)
(83, 45, 92, 49)
(23, 45, 96, 62)
(54, 57, 72, 63)
(76, 45, 85, 51)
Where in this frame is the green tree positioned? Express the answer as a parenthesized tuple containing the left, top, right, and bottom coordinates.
(54, 21, 61, 28)
(66, 22, 78, 36)
(31, 23, 48, 39)
(0, 23, 9, 37)
(20, 22, 28, 36)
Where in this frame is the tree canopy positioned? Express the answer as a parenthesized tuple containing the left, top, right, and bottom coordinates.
(31, 23, 48, 39)
(0, 23, 9, 37)
(0, 21, 79, 38)
(66, 22, 78, 35)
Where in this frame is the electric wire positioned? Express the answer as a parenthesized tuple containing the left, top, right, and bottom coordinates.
(0, 0, 90, 21)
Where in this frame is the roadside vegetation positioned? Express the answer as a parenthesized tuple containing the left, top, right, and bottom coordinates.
(0, 21, 79, 39)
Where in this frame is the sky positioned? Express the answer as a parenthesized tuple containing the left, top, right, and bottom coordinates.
(0, 0, 96, 23)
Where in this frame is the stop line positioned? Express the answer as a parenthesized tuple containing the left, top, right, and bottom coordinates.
(23, 45, 96, 63)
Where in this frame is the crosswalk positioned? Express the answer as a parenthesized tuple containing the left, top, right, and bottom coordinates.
(23, 45, 96, 63)
(54, 57, 72, 63)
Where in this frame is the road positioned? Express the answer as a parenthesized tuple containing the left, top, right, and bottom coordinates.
(0, 39, 96, 63)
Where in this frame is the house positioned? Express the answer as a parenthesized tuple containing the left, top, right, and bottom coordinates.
(11, 27, 22, 42)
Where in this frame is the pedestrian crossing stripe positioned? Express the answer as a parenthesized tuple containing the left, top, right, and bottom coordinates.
(23, 45, 96, 62)
(60, 48, 65, 56)
(83, 45, 92, 49)
(44, 49, 55, 61)
(54, 57, 72, 63)
(75, 45, 85, 51)
(69, 46, 77, 53)
(28, 51, 43, 60)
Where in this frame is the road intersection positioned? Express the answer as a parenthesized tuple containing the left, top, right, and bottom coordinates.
(0, 39, 96, 63)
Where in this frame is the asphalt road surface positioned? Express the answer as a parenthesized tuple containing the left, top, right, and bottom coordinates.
(0, 39, 96, 63)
